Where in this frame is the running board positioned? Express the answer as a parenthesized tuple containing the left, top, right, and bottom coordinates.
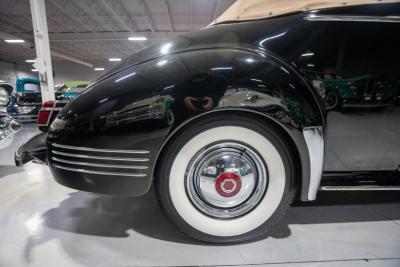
(321, 186, 400, 191)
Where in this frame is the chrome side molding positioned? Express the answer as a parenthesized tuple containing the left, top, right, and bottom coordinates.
(53, 164, 147, 177)
(303, 126, 325, 200)
(52, 150, 149, 162)
(52, 143, 150, 154)
(305, 14, 400, 23)
(52, 157, 148, 169)
(321, 186, 400, 191)
(50, 143, 150, 177)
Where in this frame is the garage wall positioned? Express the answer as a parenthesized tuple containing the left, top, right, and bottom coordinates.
(52, 61, 101, 85)
(0, 61, 32, 84)
(0, 60, 101, 87)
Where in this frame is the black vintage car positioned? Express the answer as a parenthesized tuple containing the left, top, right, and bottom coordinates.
(16, 0, 400, 243)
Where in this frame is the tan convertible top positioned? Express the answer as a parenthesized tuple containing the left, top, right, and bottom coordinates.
(210, 0, 399, 25)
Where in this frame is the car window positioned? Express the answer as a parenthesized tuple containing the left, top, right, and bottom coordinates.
(67, 85, 87, 94)
(24, 82, 39, 92)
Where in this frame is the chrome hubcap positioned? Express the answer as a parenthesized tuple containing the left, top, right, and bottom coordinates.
(186, 142, 268, 219)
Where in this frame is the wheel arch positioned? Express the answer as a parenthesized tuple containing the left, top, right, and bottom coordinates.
(152, 108, 311, 200)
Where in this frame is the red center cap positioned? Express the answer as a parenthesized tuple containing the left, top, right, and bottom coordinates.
(215, 172, 242, 197)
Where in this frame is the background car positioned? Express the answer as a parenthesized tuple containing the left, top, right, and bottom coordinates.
(37, 80, 90, 131)
(6, 77, 41, 122)
(54, 80, 90, 100)
(322, 75, 396, 110)
(0, 82, 13, 112)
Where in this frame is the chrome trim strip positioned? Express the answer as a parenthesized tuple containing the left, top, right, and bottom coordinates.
(52, 150, 149, 162)
(303, 126, 324, 201)
(53, 164, 147, 177)
(52, 157, 148, 169)
(305, 14, 400, 23)
(52, 143, 150, 154)
(321, 186, 400, 191)
(41, 107, 63, 111)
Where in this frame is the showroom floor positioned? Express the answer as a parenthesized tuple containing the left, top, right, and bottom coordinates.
(0, 124, 399, 267)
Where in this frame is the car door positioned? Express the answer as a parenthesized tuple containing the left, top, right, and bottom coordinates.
(322, 18, 400, 171)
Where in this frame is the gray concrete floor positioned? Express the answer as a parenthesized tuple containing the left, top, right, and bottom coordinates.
(0, 124, 399, 267)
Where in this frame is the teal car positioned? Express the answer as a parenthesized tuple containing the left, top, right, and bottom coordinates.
(7, 77, 41, 122)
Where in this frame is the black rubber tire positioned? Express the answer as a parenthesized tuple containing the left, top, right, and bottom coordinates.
(325, 91, 341, 111)
(155, 114, 296, 243)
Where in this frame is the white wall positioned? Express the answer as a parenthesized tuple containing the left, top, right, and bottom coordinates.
(0, 60, 101, 88)
(0, 62, 32, 84)
(52, 61, 100, 85)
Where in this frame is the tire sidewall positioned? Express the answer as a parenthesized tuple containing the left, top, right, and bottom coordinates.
(156, 115, 295, 243)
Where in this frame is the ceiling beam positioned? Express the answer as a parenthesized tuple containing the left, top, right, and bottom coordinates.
(47, 0, 95, 32)
(19, 31, 185, 42)
(72, 0, 116, 33)
(99, 0, 146, 49)
(0, 16, 31, 32)
(0, 31, 93, 68)
(162, 0, 175, 32)
(138, 0, 155, 33)
(99, 0, 137, 34)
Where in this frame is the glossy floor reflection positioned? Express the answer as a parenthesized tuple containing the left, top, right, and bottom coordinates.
(0, 124, 399, 267)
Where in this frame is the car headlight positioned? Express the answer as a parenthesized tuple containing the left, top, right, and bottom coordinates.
(0, 87, 10, 106)
(50, 118, 67, 130)
(16, 106, 35, 114)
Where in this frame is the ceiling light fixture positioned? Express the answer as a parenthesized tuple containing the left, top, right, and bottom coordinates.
(25, 59, 36, 63)
(128, 37, 147, 41)
(31, 69, 38, 72)
(109, 58, 121, 62)
(94, 67, 105, 71)
(4, 39, 25, 43)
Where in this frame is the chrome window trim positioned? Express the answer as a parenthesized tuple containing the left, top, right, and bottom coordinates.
(52, 157, 148, 169)
(52, 150, 149, 162)
(303, 126, 325, 201)
(305, 14, 400, 23)
(52, 143, 150, 154)
(53, 164, 147, 177)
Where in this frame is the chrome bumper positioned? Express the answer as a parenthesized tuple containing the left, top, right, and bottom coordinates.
(15, 133, 47, 167)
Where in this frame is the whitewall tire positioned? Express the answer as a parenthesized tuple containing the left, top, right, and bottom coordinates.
(155, 114, 296, 243)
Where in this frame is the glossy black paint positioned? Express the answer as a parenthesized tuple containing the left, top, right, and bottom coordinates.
(31, 3, 400, 199)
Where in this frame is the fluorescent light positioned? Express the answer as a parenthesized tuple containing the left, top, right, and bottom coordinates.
(94, 67, 105, 71)
(114, 72, 136, 83)
(307, 64, 315, 67)
(0, 80, 5, 83)
(259, 31, 287, 46)
(128, 37, 147, 41)
(301, 52, 314, 57)
(280, 66, 290, 74)
(25, 59, 36, 63)
(5, 39, 25, 43)
(109, 58, 121, 62)
(157, 60, 168, 66)
(31, 69, 38, 72)
(211, 67, 233, 71)
(160, 42, 173, 54)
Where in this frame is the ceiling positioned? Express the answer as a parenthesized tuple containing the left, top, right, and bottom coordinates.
(0, 0, 235, 69)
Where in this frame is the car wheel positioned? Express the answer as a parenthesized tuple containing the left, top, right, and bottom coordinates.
(325, 91, 340, 110)
(155, 114, 296, 243)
